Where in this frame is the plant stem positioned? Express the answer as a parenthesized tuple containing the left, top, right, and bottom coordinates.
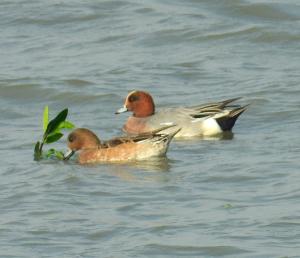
(38, 138, 45, 156)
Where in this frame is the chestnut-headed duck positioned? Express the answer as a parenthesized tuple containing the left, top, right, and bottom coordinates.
(116, 90, 248, 138)
(63, 126, 180, 164)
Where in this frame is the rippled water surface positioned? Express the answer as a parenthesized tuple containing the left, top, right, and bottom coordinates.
(1, 0, 300, 257)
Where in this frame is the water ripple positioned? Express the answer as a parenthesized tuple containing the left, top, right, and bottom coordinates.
(232, 2, 300, 21)
(141, 244, 250, 256)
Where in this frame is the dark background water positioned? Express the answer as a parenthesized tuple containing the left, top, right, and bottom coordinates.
(1, 0, 300, 257)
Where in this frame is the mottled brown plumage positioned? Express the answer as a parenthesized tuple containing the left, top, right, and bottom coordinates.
(64, 126, 179, 164)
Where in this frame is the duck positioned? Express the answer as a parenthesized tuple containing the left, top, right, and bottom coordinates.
(63, 125, 180, 164)
(115, 90, 248, 138)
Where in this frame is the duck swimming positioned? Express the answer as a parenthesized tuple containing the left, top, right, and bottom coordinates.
(64, 126, 179, 164)
(116, 90, 248, 138)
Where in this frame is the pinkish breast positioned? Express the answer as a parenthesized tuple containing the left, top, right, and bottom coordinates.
(124, 117, 151, 134)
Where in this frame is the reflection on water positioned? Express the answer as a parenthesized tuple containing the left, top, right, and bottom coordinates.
(127, 157, 171, 172)
(61, 156, 172, 181)
(107, 158, 172, 182)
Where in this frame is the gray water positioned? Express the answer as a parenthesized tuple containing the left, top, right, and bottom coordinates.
(1, 0, 300, 257)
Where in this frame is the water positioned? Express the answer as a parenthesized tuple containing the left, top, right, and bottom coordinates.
(1, 0, 300, 257)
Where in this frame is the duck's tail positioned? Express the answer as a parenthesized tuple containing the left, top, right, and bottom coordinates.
(215, 105, 249, 131)
(156, 127, 181, 143)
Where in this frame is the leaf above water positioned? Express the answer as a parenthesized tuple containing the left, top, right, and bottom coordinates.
(45, 132, 64, 144)
(46, 148, 65, 160)
(57, 120, 75, 131)
(34, 107, 75, 161)
(44, 108, 68, 137)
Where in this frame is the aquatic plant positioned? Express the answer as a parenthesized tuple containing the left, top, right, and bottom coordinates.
(34, 106, 75, 160)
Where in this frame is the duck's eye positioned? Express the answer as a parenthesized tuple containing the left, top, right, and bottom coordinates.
(68, 134, 76, 143)
(128, 94, 139, 102)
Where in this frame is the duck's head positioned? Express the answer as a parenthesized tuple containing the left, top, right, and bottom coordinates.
(64, 128, 101, 160)
(115, 90, 155, 118)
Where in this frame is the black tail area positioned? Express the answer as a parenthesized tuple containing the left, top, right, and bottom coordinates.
(215, 105, 248, 131)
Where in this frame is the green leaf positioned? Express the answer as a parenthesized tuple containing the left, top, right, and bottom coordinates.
(46, 148, 64, 160)
(57, 120, 75, 130)
(54, 151, 64, 160)
(52, 120, 75, 135)
(35, 107, 75, 162)
(44, 108, 68, 137)
(34, 141, 41, 160)
(46, 148, 55, 157)
(43, 106, 49, 133)
(45, 132, 64, 144)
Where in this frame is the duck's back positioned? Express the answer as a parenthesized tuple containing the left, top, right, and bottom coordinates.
(124, 107, 216, 137)
(78, 134, 174, 164)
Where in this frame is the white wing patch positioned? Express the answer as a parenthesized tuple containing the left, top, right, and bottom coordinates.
(160, 122, 175, 126)
(191, 118, 206, 123)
